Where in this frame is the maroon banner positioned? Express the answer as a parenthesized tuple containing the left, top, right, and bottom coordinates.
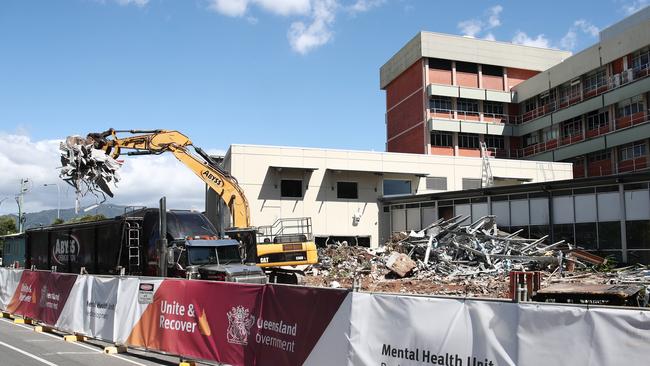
(125, 280, 348, 366)
(7, 271, 78, 326)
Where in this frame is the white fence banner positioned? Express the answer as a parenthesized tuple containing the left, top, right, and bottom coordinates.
(56, 275, 120, 341)
(348, 292, 650, 366)
(0, 268, 23, 311)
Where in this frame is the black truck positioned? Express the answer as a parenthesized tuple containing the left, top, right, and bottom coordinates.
(25, 208, 267, 284)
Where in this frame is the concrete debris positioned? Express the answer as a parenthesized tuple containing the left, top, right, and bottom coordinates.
(59, 135, 122, 212)
(385, 252, 417, 278)
(304, 215, 650, 302)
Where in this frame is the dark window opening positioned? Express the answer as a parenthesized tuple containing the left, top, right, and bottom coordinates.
(281, 179, 303, 198)
(485, 135, 505, 150)
(482, 64, 503, 77)
(458, 133, 479, 149)
(337, 182, 358, 199)
(429, 58, 452, 70)
(431, 132, 453, 147)
(456, 61, 478, 73)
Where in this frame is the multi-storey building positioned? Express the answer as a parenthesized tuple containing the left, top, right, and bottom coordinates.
(381, 7, 650, 178)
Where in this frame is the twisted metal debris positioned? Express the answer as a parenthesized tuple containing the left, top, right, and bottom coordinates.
(59, 135, 122, 212)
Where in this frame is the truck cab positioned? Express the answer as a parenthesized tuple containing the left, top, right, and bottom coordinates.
(139, 209, 266, 284)
(168, 239, 266, 283)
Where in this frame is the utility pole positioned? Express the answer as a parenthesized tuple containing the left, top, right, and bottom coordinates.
(16, 178, 29, 233)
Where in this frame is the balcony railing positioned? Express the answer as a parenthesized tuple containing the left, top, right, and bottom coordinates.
(514, 111, 650, 158)
(519, 63, 650, 124)
(429, 108, 520, 124)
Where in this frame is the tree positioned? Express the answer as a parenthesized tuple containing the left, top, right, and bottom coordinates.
(68, 214, 107, 223)
(52, 218, 65, 225)
(0, 216, 17, 236)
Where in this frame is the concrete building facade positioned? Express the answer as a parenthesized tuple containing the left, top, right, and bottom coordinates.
(207, 144, 571, 247)
(381, 7, 650, 179)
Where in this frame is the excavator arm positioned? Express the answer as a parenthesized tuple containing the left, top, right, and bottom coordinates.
(88, 129, 251, 228)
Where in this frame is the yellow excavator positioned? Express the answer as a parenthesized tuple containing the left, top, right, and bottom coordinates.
(87, 128, 318, 282)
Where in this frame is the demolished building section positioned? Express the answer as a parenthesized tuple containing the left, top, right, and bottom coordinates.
(306, 215, 650, 305)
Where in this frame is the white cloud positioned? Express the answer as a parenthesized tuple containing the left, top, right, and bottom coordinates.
(348, 0, 385, 13)
(113, 0, 149, 7)
(457, 5, 502, 39)
(208, 0, 311, 17)
(560, 19, 599, 50)
(208, 0, 249, 17)
(288, 0, 337, 55)
(0, 133, 224, 215)
(511, 31, 551, 48)
(621, 0, 649, 14)
(458, 19, 482, 38)
(207, 0, 384, 54)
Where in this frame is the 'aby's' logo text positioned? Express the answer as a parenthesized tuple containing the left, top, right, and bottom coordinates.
(227, 306, 255, 345)
(53, 234, 80, 265)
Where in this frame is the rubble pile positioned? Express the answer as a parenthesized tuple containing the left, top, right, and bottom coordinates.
(59, 135, 122, 211)
(305, 215, 608, 298)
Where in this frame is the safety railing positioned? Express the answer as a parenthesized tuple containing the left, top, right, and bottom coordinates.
(516, 111, 650, 158)
(429, 109, 520, 124)
(520, 63, 650, 124)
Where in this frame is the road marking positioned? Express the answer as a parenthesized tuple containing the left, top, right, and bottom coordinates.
(44, 351, 98, 355)
(0, 318, 150, 366)
(0, 339, 58, 366)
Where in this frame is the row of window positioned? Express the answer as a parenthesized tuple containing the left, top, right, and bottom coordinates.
(280, 179, 415, 199)
(430, 132, 505, 149)
(429, 97, 504, 115)
(521, 44, 650, 119)
(429, 58, 503, 77)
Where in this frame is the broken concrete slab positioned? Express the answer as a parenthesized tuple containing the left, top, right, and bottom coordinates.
(385, 252, 417, 278)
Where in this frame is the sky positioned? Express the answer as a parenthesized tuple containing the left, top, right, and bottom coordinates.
(0, 0, 648, 215)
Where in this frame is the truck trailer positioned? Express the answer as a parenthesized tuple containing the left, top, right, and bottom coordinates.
(25, 208, 266, 284)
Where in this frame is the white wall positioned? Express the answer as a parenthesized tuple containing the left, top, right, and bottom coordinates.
(224, 144, 573, 247)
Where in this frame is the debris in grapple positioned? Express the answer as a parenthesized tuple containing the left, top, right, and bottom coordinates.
(59, 135, 122, 211)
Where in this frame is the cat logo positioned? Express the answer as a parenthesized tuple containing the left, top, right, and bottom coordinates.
(201, 170, 224, 187)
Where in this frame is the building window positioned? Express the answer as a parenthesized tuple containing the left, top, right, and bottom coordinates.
(539, 90, 556, 107)
(458, 133, 479, 148)
(429, 96, 452, 111)
(484, 135, 504, 150)
(561, 117, 583, 138)
(559, 81, 580, 103)
(280, 179, 303, 198)
(431, 131, 453, 147)
(619, 142, 647, 161)
(481, 64, 502, 77)
(523, 133, 540, 147)
(598, 221, 621, 249)
(587, 149, 611, 163)
(462, 178, 481, 190)
(483, 101, 504, 116)
(429, 58, 452, 70)
(383, 179, 411, 196)
(542, 127, 558, 142)
(586, 110, 609, 130)
(626, 220, 650, 249)
(456, 98, 479, 114)
(337, 182, 358, 199)
(426, 176, 447, 190)
(631, 47, 650, 71)
(455, 61, 478, 73)
(583, 68, 606, 93)
(524, 98, 537, 113)
(616, 95, 645, 117)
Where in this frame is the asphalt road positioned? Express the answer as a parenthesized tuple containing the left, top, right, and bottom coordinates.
(0, 317, 210, 366)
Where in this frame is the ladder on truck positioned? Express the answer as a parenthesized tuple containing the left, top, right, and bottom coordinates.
(124, 219, 142, 275)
